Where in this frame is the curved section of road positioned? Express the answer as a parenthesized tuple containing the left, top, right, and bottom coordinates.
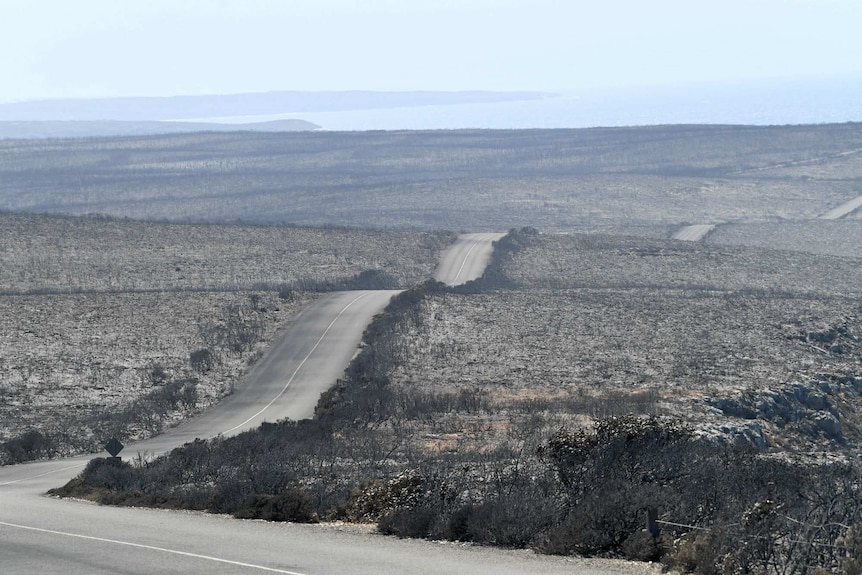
(1, 291, 400, 484)
(191, 290, 402, 438)
(3, 235, 611, 575)
(0, 493, 630, 575)
(434, 232, 506, 286)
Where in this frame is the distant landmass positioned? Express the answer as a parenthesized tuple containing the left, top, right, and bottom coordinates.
(0, 91, 550, 122)
(0, 119, 319, 139)
(1, 78, 860, 134)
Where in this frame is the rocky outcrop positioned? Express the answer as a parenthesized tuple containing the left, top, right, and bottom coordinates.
(701, 376, 862, 445)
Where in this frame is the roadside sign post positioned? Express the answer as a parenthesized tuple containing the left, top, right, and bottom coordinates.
(105, 437, 124, 463)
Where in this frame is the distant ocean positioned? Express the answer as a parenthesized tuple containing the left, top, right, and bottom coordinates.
(195, 75, 862, 131)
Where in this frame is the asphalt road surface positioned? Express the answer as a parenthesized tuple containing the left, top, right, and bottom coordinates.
(3, 235, 656, 574)
(433, 232, 506, 286)
(0, 480, 647, 575)
(820, 194, 862, 219)
(671, 224, 717, 242)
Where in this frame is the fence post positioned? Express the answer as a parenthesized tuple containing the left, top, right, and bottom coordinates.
(646, 508, 660, 538)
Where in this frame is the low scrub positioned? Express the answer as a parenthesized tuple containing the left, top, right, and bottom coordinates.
(50, 236, 862, 573)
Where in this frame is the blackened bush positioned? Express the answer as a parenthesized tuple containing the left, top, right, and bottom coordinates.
(621, 530, 661, 562)
(662, 533, 727, 575)
(209, 478, 255, 514)
(1, 429, 55, 463)
(443, 504, 476, 542)
(81, 457, 135, 490)
(189, 348, 214, 373)
(48, 457, 137, 500)
(234, 489, 316, 523)
(842, 525, 862, 575)
(343, 269, 399, 290)
(536, 499, 635, 557)
(343, 470, 425, 522)
(540, 415, 692, 496)
(466, 500, 537, 548)
(465, 491, 561, 548)
(378, 506, 441, 539)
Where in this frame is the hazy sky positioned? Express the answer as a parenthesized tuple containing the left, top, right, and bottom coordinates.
(2, 0, 861, 103)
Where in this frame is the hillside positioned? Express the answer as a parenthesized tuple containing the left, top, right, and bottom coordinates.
(0, 213, 452, 462)
(52, 229, 862, 574)
(425, 231, 862, 450)
(9, 122, 862, 574)
(1, 124, 861, 231)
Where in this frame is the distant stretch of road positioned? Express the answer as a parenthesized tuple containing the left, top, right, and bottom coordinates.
(672, 224, 716, 242)
(729, 148, 862, 175)
(3, 234, 633, 575)
(820, 194, 862, 220)
(434, 232, 506, 285)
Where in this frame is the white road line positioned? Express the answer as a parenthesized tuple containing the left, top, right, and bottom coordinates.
(0, 521, 306, 575)
(221, 291, 372, 435)
(0, 462, 86, 487)
(452, 238, 481, 285)
(1, 292, 378, 487)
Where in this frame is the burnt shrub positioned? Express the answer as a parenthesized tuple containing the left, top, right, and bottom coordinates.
(233, 489, 316, 523)
(49, 457, 136, 500)
(442, 504, 476, 542)
(1, 429, 56, 463)
(462, 476, 563, 548)
(79, 457, 135, 490)
(536, 416, 708, 557)
(378, 506, 441, 539)
(342, 269, 399, 290)
(343, 470, 425, 522)
(465, 498, 550, 548)
(621, 530, 661, 562)
(189, 348, 215, 373)
(661, 532, 727, 575)
(842, 524, 862, 575)
(536, 487, 656, 557)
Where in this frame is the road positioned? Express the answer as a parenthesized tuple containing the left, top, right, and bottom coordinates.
(820, 194, 862, 219)
(433, 232, 506, 285)
(1, 464, 643, 575)
(3, 234, 648, 574)
(671, 224, 716, 242)
(728, 147, 862, 175)
(0, 480, 641, 574)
